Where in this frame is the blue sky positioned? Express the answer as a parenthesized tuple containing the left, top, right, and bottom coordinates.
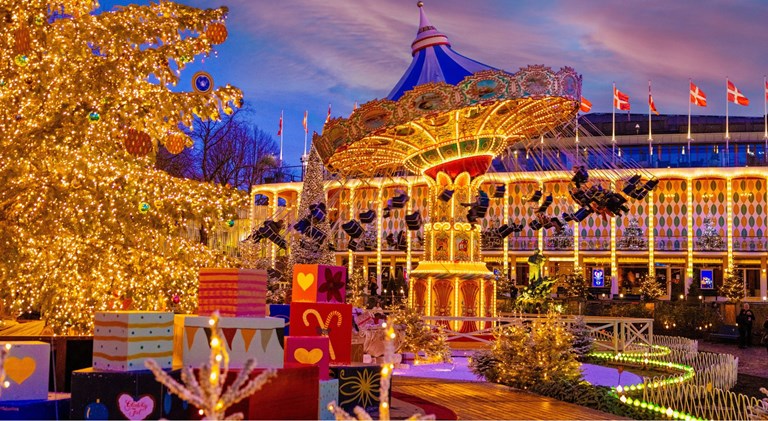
(98, 0, 768, 166)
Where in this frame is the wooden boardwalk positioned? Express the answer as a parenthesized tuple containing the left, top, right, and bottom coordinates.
(392, 377, 624, 420)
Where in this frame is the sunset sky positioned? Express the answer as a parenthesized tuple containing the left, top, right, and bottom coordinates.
(99, 0, 768, 166)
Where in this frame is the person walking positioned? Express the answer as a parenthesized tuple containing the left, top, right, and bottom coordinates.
(762, 314, 768, 355)
(737, 302, 756, 349)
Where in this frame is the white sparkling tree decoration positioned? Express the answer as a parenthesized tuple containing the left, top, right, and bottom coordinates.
(617, 218, 646, 250)
(0, 343, 10, 397)
(327, 322, 435, 421)
(545, 227, 574, 250)
(695, 217, 724, 251)
(145, 311, 276, 420)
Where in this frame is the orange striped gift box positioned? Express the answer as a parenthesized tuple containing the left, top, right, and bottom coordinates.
(197, 268, 267, 317)
(92, 311, 174, 372)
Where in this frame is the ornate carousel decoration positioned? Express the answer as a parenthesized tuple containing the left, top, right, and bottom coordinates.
(314, 2, 581, 323)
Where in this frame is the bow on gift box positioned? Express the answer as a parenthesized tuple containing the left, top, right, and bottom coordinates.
(303, 309, 342, 360)
(318, 268, 345, 303)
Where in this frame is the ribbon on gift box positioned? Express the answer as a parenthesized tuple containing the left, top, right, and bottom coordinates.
(303, 309, 342, 360)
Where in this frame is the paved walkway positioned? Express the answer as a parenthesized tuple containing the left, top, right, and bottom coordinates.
(392, 377, 623, 420)
(698, 340, 768, 378)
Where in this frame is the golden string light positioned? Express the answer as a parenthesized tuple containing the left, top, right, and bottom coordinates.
(0, 0, 247, 333)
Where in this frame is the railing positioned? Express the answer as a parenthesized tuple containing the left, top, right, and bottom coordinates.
(508, 236, 538, 251)
(655, 236, 688, 251)
(579, 236, 611, 251)
(733, 236, 768, 252)
(423, 314, 653, 353)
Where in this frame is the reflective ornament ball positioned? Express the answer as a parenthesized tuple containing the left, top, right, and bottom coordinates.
(139, 202, 150, 214)
(227, 219, 235, 228)
(14, 55, 28, 67)
(88, 112, 100, 122)
(172, 294, 180, 304)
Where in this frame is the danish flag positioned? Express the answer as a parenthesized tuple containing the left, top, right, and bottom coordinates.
(649, 94, 659, 115)
(325, 103, 332, 124)
(613, 87, 630, 111)
(765, 80, 768, 101)
(689, 81, 707, 107)
(277, 112, 283, 136)
(579, 97, 592, 113)
(727, 80, 749, 106)
(303, 110, 308, 134)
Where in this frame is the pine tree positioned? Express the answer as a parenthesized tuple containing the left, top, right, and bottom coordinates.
(617, 218, 646, 250)
(640, 274, 665, 302)
(0, 1, 245, 332)
(387, 306, 452, 363)
(568, 317, 594, 360)
(347, 266, 366, 307)
(696, 217, 724, 251)
(720, 264, 744, 303)
(287, 145, 335, 278)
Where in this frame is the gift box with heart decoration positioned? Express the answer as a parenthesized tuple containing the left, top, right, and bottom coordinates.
(182, 316, 284, 369)
(284, 336, 330, 380)
(292, 264, 347, 304)
(317, 378, 339, 420)
(198, 268, 267, 317)
(187, 365, 319, 420)
(92, 311, 174, 372)
(289, 302, 353, 365)
(0, 341, 50, 402)
(0, 393, 70, 420)
(268, 304, 290, 336)
(330, 364, 389, 415)
(70, 367, 187, 420)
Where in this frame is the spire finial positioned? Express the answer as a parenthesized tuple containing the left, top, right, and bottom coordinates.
(417, 1, 423, 7)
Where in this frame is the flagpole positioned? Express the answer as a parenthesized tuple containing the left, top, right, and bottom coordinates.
(725, 78, 730, 165)
(303, 112, 308, 157)
(687, 79, 691, 163)
(648, 80, 653, 157)
(764, 75, 767, 163)
(612, 82, 616, 164)
(279, 110, 284, 164)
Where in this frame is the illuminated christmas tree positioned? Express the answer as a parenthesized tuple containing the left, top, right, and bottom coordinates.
(0, 1, 246, 332)
(695, 217, 724, 251)
(287, 145, 334, 280)
(720, 263, 744, 303)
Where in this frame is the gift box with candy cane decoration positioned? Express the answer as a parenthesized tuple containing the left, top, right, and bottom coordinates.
(289, 302, 352, 365)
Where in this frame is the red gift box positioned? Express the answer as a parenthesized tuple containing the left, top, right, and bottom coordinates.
(290, 302, 353, 364)
(292, 264, 346, 304)
(187, 365, 319, 420)
(284, 336, 330, 380)
(197, 268, 267, 317)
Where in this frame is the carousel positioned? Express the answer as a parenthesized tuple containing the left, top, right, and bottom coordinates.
(313, 2, 582, 327)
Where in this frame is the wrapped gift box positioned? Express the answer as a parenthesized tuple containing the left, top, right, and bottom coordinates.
(183, 316, 284, 369)
(0, 393, 70, 420)
(70, 368, 187, 420)
(187, 365, 319, 420)
(268, 304, 290, 336)
(284, 336, 330, 380)
(318, 379, 338, 420)
(330, 364, 389, 414)
(92, 311, 174, 372)
(292, 265, 346, 304)
(198, 268, 267, 317)
(0, 341, 50, 402)
(289, 302, 352, 364)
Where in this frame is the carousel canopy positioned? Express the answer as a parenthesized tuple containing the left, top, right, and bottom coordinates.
(388, 2, 496, 101)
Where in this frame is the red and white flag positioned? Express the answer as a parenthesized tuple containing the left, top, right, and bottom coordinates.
(613, 87, 630, 111)
(579, 97, 592, 113)
(325, 103, 332, 124)
(689, 81, 707, 107)
(277, 112, 283, 136)
(649, 94, 659, 115)
(302, 110, 308, 134)
(727, 80, 749, 106)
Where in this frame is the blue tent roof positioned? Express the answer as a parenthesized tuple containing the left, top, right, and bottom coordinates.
(388, 2, 496, 101)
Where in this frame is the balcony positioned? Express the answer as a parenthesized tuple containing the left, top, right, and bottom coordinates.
(579, 236, 611, 251)
(733, 236, 768, 252)
(655, 237, 688, 252)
